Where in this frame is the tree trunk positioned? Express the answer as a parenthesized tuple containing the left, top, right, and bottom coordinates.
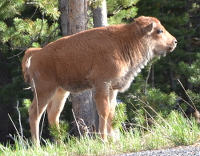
(92, 0, 108, 27)
(66, 0, 87, 35)
(185, 0, 193, 90)
(59, 0, 68, 36)
(71, 90, 98, 136)
(59, 0, 99, 136)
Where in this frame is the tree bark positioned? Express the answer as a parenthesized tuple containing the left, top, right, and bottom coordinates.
(71, 90, 98, 136)
(59, 0, 68, 36)
(66, 0, 87, 35)
(92, 0, 108, 27)
(59, 0, 99, 136)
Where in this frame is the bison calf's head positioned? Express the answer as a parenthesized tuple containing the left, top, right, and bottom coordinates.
(136, 16, 177, 57)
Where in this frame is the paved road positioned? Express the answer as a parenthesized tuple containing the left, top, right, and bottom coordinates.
(118, 144, 200, 156)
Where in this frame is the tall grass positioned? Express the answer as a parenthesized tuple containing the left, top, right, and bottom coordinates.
(1, 110, 200, 156)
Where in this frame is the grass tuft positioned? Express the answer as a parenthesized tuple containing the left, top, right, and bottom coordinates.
(1, 110, 200, 155)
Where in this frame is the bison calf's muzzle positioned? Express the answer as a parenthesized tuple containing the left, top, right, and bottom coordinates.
(169, 39, 177, 52)
(22, 16, 177, 146)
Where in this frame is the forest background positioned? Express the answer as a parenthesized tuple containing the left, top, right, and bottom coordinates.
(0, 0, 200, 144)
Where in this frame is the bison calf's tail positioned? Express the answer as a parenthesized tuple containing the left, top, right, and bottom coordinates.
(22, 48, 41, 84)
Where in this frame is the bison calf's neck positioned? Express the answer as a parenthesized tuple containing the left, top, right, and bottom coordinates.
(22, 16, 177, 146)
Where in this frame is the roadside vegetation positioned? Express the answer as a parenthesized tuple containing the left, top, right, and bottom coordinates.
(1, 103, 200, 156)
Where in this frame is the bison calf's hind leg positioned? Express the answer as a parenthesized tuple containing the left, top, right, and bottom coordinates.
(29, 87, 56, 146)
(47, 88, 69, 141)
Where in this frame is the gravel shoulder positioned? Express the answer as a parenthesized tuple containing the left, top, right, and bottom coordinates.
(118, 144, 200, 156)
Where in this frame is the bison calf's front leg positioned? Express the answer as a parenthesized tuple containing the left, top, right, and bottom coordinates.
(95, 87, 114, 141)
(107, 90, 118, 139)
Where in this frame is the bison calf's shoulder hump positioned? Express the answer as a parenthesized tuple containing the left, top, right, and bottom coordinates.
(22, 16, 177, 146)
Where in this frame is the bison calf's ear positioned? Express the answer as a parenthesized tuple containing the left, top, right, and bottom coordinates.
(145, 22, 156, 35)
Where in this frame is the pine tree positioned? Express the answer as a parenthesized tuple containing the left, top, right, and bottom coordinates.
(0, 0, 60, 143)
(0, 0, 26, 144)
(119, 0, 200, 125)
(107, 0, 139, 25)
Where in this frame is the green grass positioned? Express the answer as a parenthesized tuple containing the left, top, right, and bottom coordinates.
(1, 111, 200, 156)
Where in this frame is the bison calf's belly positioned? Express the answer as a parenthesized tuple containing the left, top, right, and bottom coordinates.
(62, 80, 93, 93)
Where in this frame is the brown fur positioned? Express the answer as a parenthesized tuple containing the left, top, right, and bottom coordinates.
(22, 16, 177, 145)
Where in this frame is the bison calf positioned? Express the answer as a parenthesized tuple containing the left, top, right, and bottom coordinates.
(22, 16, 177, 145)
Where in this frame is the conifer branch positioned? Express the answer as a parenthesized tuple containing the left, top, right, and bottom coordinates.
(7, 13, 45, 59)
(41, 26, 60, 47)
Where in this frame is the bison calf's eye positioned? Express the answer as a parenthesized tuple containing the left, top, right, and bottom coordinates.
(157, 30, 163, 34)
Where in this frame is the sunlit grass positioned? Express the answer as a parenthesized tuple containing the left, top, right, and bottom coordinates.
(1, 110, 200, 156)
